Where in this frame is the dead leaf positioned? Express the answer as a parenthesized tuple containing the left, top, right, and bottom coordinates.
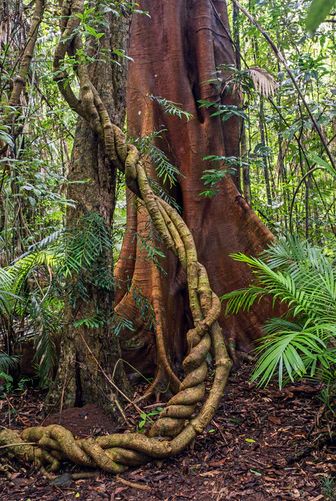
(268, 416, 281, 425)
(199, 470, 222, 477)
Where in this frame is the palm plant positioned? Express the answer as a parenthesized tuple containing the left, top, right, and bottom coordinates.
(222, 237, 336, 403)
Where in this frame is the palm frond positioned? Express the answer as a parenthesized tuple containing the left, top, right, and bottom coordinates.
(223, 286, 267, 314)
(224, 236, 336, 392)
(223, 252, 313, 319)
(252, 319, 327, 388)
(0, 352, 19, 372)
(248, 67, 278, 97)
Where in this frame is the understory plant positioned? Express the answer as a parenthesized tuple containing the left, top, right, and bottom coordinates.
(0, 211, 115, 385)
(222, 236, 336, 410)
(0, 204, 167, 387)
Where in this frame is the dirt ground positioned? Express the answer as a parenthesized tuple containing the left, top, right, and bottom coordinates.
(0, 364, 335, 500)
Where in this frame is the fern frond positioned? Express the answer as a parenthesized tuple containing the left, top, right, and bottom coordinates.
(111, 314, 135, 336)
(133, 129, 182, 187)
(30, 295, 60, 385)
(133, 129, 167, 151)
(148, 145, 181, 187)
(149, 95, 193, 121)
(148, 178, 181, 212)
(60, 212, 112, 276)
(134, 232, 166, 273)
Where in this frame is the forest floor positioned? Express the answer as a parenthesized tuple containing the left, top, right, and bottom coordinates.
(0, 363, 335, 501)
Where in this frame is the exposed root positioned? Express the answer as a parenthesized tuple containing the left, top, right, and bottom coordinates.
(0, 0, 233, 473)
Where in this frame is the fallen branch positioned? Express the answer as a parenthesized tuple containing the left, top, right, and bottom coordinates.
(116, 475, 151, 491)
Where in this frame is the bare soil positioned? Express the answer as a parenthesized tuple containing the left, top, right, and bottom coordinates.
(0, 364, 335, 500)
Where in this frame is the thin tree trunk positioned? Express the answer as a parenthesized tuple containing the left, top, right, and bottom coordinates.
(232, 3, 251, 204)
(259, 98, 272, 207)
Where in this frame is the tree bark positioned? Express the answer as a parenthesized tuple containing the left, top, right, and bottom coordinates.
(116, 0, 275, 383)
(47, 11, 130, 414)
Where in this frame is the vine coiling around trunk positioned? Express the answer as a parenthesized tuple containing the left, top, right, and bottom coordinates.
(0, 1, 232, 472)
(0, 142, 232, 471)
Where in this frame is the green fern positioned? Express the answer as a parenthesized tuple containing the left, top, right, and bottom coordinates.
(29, 294, 61, 385)
(148, 178, 181, 212)
(134, 232, 166, 274)
(198, 99, 247, 121)
(59, 212, 112, 276)
(149, 95, 193, 121)
(135, 131, 182, 188)
(148, 145, 181, 187)
(111, 314, 135, 337)
(0, 211, 113, 386)
(73, 315, 105, 329)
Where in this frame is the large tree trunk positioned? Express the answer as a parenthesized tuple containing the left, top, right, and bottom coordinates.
(0, 0, 267, 470)
(47, 11, 130, 414)
(116, 0, 274, 384)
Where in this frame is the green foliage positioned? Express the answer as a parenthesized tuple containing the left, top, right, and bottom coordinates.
(210, 64, 277, 98)
(149, 146, 181, 187)
(1, 0, 336, 402)
(217, 0, 336, 244)
(0, 372, 14, 394)
(0, 352, 18, 373)
(0, 212, 114, 385)
(200, 156, 243, 197)
(73, 315, 105, 329)
(200, 169, 235, 197)
(148, 179, 181, 212)
(134, 232, 166, 274)
(111, 315, 135, 337)
(134, 131, 182, 210)
(198, 100, 247, 121)
(132, 287, 155, 330)
(135, 130, 182, 187)
(321, 475, 336, 500)
(0, 0, 148, 390)
(149, 96, 193, 121)
(0, 126, 14, 148)
(59, 211, 113, 277)
(0, 371, 32, 395)
(0, 269, 20, 315)
(137, 407, 163, 431)
(222, 237, 336, 394)
(306, 0, 336, 32)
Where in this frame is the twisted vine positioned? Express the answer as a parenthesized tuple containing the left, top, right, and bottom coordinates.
(0, 0, 232, 472)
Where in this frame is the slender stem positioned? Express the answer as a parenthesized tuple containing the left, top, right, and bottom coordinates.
(232, 0, 336, 173)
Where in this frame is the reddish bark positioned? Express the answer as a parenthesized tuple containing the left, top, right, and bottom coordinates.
(116, 0, 274, 375)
